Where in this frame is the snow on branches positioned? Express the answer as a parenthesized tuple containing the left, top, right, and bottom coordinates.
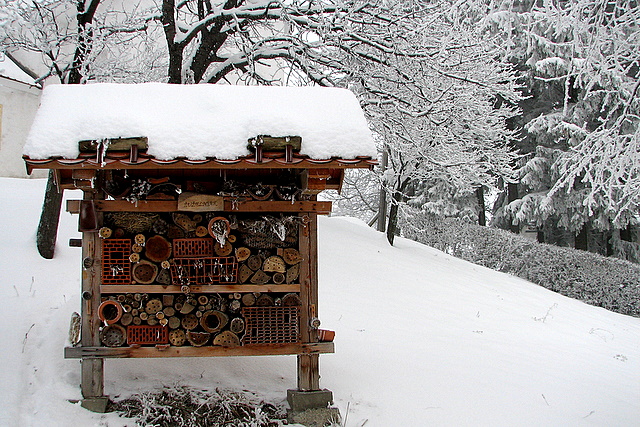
(475, 0, 640, 231)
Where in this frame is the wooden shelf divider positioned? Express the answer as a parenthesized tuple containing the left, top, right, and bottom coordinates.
(100, 284, 300, 294)
(65, 342, 334, 359)
(67, 199, 332, 214)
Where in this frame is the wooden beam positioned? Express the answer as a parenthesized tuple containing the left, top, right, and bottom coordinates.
(80, 190, 104, 399)
(67, 199, 333, 214)
(297, 211, 321, 391)
(65, 342, 334, 359)
(247, 135, 302, 151)
(79, 137, 148, 153)
(297, 354, 320, 391)
(100, 284, 300, 294)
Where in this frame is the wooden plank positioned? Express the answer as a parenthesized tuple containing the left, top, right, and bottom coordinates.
(229, 200, 332, 214)
(79, 137, 148, 152)
(65, 342, 334, 359)
(72, 169, 97, 180)
(298, 220, 311, 344)
(178, 192, 224, 211)
(297, 354, 320, 391)
(247, 135, 302, 151)
(297, 211, 322, 391)
(308, 212, 319, 345)
(80, 191, 104, 399)
(67, 199, 332, 214)
(67, 200, 80, 213)
(100, 284, 301, 294)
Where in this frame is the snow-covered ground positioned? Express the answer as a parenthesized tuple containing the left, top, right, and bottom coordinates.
(0, 177, 638, 426)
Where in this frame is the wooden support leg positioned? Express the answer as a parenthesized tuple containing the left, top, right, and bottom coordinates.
(81, 358, 104, 398)
(80, 350, 107, 412)
(290, 355, 334, 419)
(297, 354, 320, 391)
(80, 357, 108, 412)
(80, 188, 108, 412)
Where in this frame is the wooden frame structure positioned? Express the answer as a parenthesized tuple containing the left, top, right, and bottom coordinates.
(25, 146, 375, 404)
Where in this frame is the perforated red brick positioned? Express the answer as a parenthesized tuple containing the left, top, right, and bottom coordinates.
(241, 306, 300, 345)
(101, 239, 131, 285)
(172, 238, 214, 258)
(127, 325, 169, 345)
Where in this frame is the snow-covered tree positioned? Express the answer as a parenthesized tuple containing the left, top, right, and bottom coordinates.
(468, 0, 640, 258)
(348, 1, 522, 244)
(0, 0, 162, 258)
(5, 0, 524, 249)
(0, 0, 163, 84)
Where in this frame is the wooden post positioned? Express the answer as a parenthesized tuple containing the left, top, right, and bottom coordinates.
(297, 211, 320, 391)
(80, 189, 105, 401)
(297, 353, 320, 391)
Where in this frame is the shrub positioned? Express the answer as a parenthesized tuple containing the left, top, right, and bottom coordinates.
(402, 211, 640, 317)
(108, 386, 286, 426)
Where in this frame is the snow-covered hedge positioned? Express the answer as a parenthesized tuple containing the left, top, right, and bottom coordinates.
(402, 212, 640, 317)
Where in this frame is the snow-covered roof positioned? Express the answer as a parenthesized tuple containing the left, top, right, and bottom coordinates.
(0, 54, 38, 86)
(23, 83, 376, 161)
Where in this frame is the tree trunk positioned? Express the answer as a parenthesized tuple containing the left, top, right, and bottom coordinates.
(36, 1, 101, 258)
(67, 0, 101, 84)
(377, 148, 388, 232)
(507, 182, 519, 233)
(575, 222, 589, 251)
(386, 187, 404, 246)
(162, 0, 184, 84)
(37, 170, 63, 259)
(476, 186, 486, 226)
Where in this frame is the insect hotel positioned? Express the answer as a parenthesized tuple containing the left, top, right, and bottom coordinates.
(22, 83, 376, 413)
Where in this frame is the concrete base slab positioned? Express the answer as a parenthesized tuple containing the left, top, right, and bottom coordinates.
(287, 407, 341, 427)
(80, 396, 110, 413)
(287, 389, 333, 412)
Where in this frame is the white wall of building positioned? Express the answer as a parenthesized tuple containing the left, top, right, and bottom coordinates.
(0, 77, 43, 178)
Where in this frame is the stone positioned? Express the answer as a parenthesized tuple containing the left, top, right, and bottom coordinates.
(287, 389, 333, 412)
(287, 407, 341, 427)
(80, 396, 110, 413)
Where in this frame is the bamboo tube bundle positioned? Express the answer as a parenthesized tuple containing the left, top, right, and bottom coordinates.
(98, 282, 301, 346)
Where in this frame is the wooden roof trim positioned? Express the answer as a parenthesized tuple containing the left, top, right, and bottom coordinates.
(24, 155, 377, 174)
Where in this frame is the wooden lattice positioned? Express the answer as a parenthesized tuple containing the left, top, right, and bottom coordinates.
(241, 306, 300, 345)
(170, 257, 238, 285)
(172, 238, 214, 258)
(101, 239, 131, 285)
(127, 325, 169, 345)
